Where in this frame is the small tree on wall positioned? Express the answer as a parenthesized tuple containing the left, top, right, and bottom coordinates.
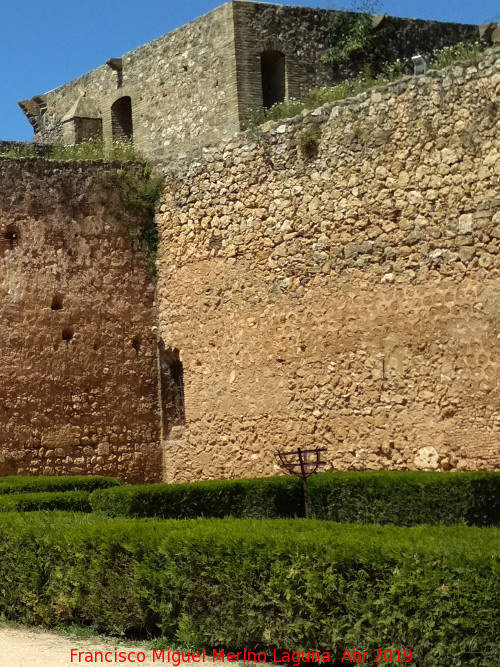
(323, 0, 383, 77)
(322, 0, 481, 81)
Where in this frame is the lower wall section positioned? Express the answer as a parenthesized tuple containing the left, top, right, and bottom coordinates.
(159, 262, 499, 482)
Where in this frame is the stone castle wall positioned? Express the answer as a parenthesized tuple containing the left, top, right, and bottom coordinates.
(0, 159, 161, 482)
(156, 47, 500, 483)
(232, 3, 478, 120)
(20, 2, 479, 160)
(24, 3, 240, 158)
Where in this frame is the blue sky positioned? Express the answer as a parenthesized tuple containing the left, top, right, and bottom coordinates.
(1, 0, 498, 141)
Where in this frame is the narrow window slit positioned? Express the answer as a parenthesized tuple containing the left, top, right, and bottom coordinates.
(51, 294, 64, 311)
(159, 343, 185, 427)
(4, 224, 20, 248)
(62, 327, 74, 342)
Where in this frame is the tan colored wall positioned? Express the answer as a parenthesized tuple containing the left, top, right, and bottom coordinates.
(156, 48, 500, 482)
(0, 159, 161, 482)
(23, 3, 240, 159)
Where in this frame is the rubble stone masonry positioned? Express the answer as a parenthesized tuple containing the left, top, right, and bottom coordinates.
(157, 47, 500, 482)
(0, 160, 160, 482)
(20, 1, 478, 161)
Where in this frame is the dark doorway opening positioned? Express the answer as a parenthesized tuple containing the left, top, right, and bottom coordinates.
(111, 96, 133, 141)
(261, 50, 286, 109)
(159, 343, 185, 429)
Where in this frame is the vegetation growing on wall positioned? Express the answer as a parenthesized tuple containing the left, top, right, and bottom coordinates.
(51, 141, 140, 162)
(430, 41, 483, 69)
(322, 0, 383, 76)
(244, 41, 488, 129)
(322, 0, 480, 81)
(93, 164, 163, 271)
(296, 127, 322, 159)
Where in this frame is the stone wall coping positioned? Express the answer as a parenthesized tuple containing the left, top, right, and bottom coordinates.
(0, 157, 146, 194)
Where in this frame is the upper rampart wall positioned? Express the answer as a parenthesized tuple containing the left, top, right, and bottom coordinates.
(22, 3, 239, 158)
(0, 158, 161, 481)
(233, 2, 478, 121)
(156, 47, 500, 483)
(20, 1, 480, 160)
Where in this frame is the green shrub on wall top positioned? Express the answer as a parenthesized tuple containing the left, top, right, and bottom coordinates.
(0, 475, 122, 495)
(0, 140, 142, 162)
(90, 471, 500, 527)
(322, 1, 480, 80)
(430, 41, 483, 69)
(0, 514, 498, 665)
(322, 1, 381, 74)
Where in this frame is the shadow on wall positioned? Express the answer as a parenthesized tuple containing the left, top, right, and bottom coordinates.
(159, 342, 185, 435)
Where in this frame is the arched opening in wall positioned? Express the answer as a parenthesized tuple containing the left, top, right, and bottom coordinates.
(159, 342, 185, 430)
(111, 96, 133, 142)
(261, 50, 286, 109)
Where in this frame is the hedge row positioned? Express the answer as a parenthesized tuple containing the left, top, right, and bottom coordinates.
(0, 514, 498, 665)
(0, 491, 91, 513)
(90, 471, 500, 526)
(309, 471, 500, 527)
(0, 475, 121, 495)
(90, 475, 302, 519)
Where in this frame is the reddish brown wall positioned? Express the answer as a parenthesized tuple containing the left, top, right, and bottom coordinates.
(0, 159, 160, 482)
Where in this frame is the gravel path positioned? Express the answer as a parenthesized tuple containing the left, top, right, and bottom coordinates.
(0, 628, 153, 666)
(0, 628, 226, 666)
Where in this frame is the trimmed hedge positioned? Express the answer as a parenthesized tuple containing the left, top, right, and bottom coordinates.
(90, 476, 302, 519)
(0, 475, 122, 495)
(0, 514, 498, 665)
(90, 471, 500, 527)
(0, 491, 91, 513)
(309, 471, 500, 527)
